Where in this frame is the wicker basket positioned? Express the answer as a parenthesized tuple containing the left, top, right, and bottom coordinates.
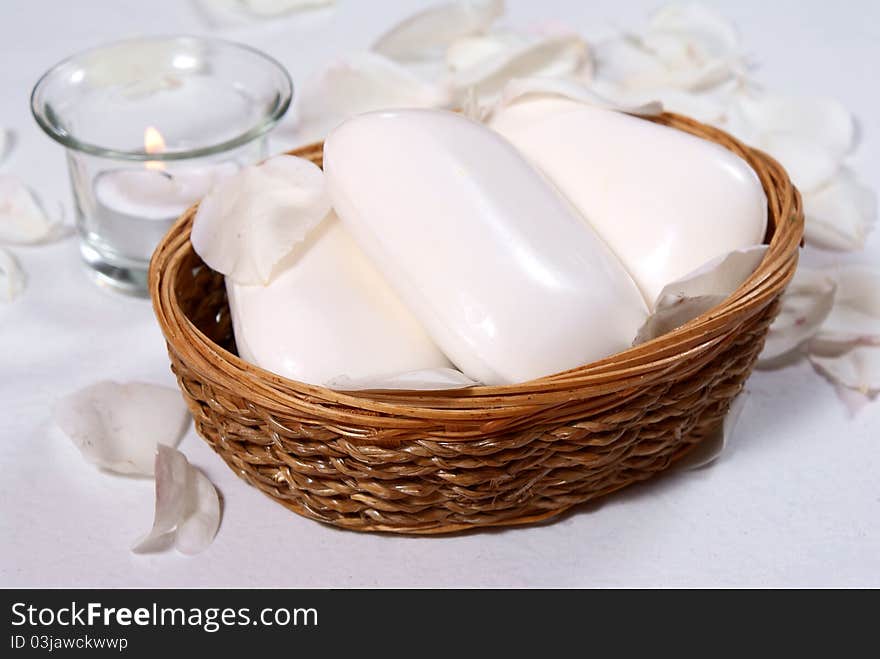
(149, 113, 803, 534)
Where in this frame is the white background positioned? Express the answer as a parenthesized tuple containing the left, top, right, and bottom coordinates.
(1, 0, 878, 587)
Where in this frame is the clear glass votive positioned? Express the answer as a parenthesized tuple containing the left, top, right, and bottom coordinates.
(31, 36, 292, 296)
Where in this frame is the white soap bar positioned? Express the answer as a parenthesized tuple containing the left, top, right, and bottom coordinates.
(323, 109, 648, 385)
(227, 213, 451, 385)
(489, 98, 768, 303)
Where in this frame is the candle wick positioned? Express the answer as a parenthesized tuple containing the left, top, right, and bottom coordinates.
(157, 170, 174, 181)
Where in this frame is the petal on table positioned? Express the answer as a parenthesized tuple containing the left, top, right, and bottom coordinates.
(374, 0, 504, 61)
(635, 245, 768, 344)
(293, 52, 452, 143)
(810, 264, 880, 348)
(0, 175, 64, 245)
(732, 93, 854, 157)
(173, 463, 222, 555)
(191, 155, 331, 285)
(803, 169, 877, 251)
(757, 133, 840, 193)
(54, 381, 190, 476)
(757, 266, 836, 366)
(810, 345, 880, 397)
(647, 3, 740, 59)
(596, 33, 737, 93)
(446, 31, 524, 72)
(238, 0, 333, 16)
(0, 128, 10, 164)
(0, 247, 25, 303)
(132, 445, 220, 555)
(449, 32, 591, 105)
(676, 390, 748, 470)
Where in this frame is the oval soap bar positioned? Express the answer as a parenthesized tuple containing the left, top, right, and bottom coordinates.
(323, 109, 648, 385)
(227, 213, 451, 385)
(489, 98, 768, 303)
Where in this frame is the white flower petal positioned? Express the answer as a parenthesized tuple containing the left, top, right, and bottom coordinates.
(803, 169, 877, 251)
(647, 3, 740, 58)
(733, 93, 854, 157)
(446, 31, 523, 72)
(635, 245, 768, 344)
(0, 129, 10, 164)
(326, 368, 479, 391)
(239, 0, 332, 16)
(132, 445, 190, 552)
(757, 133, 840, 193)
(832, 383, 874, 417)
(173, 466, 221, 555)
(0, 175, 64, 245)
(594, 33, 737, 93)
(0, 247, 25, 303)
(54, 382, 190, 476)
(758, 266, 836, 365)
(293, 52, 451, 143)
(374, 0, 504, 61)
(810, 345, 880, 397)
(132, 445, 220, 555)
(493, 76, 662, 118)
(191, 155, 332, 286)
(811, 264, 880, 348)
(676, 390, 748, 470)
(450, 33, 590, 105)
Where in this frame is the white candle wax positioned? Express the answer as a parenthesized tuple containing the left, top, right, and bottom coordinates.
(92, 162, 237, 261)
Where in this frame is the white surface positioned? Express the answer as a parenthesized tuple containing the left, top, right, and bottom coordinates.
(0, 0, 878, 588)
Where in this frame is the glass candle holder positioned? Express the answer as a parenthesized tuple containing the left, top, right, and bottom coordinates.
(31, 36, 292, 296)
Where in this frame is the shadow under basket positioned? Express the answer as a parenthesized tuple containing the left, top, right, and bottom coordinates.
(149, 113, 804, 534)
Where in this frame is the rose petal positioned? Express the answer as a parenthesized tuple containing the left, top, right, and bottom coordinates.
(132, 445, 220, 555)
(803, 169, 877, 251)
(446, 32, 520, 72)
(647, 3, 740, 59)
(732, 93, 854, 157)
(676, 390, 748, 470)
(374, 0, 504, 61)
(811, 264, 880, 348)
(173, 466, 221, 555)
(326, 368, 479, 391)
(132, 445, 190, 552)
(191, 155, 332, 286)
(594, 33, 737, 93)
(0, 175, 64, 245)
(0, 129, 9, 164)
(54, 381, 190, 476)
(0, 247, 25, 303)
(293, 52, 452, 143)
(492, 76, 663, 118)
(239, 0, 333, 16)
(757, 132, 840, 193)
(450, 33, 591, 105)
(758, 266, 836, 366)
(635, 245, 768, 344)
(833, 383, 873, 417)
(810, 345, 880, 397)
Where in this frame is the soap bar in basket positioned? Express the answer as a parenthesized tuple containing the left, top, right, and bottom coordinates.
(490, 98, 768, 302)
(323, 109, 648, 385)
(227, 214, 451, 384)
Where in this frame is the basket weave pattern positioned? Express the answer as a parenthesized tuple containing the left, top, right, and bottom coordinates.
(150, 114, 803, 534)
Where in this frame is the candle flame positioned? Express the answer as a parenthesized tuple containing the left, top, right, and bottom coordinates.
(144, 126, 166, 171)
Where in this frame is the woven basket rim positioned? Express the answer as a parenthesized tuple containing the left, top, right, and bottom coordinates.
(149, 112, 803, 424)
